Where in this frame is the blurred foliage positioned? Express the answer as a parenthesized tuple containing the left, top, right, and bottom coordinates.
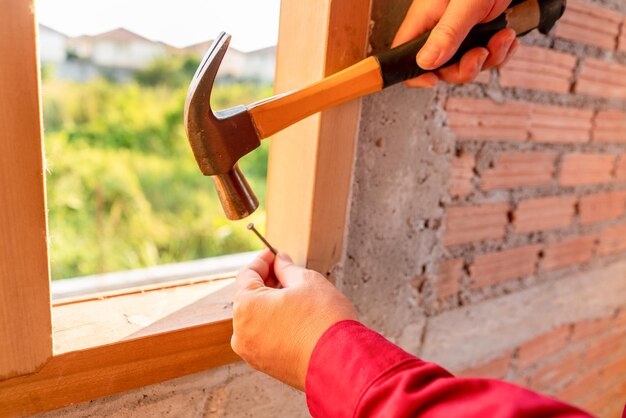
(134, 54, 200, 88)
(42, 61, 272, 280)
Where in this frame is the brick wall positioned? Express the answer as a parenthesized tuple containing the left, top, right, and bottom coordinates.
(438, 1, 626, 415)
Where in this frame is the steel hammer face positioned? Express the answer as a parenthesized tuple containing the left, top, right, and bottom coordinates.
(184, 32, 261, 220)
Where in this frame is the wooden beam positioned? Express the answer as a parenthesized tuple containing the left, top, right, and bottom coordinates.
(0, 0, 53, 379)
(0, 278, 239, 417)
(0, 320, 237, 417)
(266, 0, 372, 276)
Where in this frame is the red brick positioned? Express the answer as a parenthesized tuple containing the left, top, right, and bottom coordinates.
(449, 154, 475, 197)
(575, 58, 626, 99)
(614, 309, 626, 328)
(436, 258, 463, 299)
(583, 331, 626, 368)
(474, 70, 491, 84)
(554, 0, 622, 50)
(445, 98, 530, 142)
(615, 153, 626, 181)
(444, 203, 509, 247)
(527, 350, 582, 391)
(592, 111, 626, 143)
(598, 223, 626, 256)
(559, 153, 615, 186)
(481, 152, 556, 190)
(516, 325, 571, 369)
(470, 245, 540, 289)
(529, 104, 593, 144)
(555, 367, 602, 403)
(499, 45, 576, 93)
(579, 191, 626, 224)
(542, 235, 596, 271)
(619, 17, 626, 53)
(456, 351, 512, 379)
(598, 354, 626, 382)
(513, 196, 576, 233)
(581, 379, 626, 418)
(571, 316, 614, 342)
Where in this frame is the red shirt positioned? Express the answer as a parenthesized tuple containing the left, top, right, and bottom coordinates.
(305, 320, 594, 418)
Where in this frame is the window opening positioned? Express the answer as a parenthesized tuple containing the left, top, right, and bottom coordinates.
(37, 0, 280, 296)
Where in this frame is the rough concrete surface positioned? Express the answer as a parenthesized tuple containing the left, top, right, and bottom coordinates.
(421, 259, 626, 370)
(38, 364, 308, 418)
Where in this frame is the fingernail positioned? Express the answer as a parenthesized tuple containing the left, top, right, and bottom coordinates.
(501, 40, 519, 68)
(417, 45, 442, 69)
(277, 251, 292, 262)
(504, 32, 516, 51)
(477, 50, 489, 71)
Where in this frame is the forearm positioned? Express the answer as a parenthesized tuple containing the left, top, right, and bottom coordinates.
(306, 321, 593, 418)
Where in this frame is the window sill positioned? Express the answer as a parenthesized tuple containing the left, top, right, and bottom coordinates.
(0, 275, 239, 417)
(50, 251, 258, 300)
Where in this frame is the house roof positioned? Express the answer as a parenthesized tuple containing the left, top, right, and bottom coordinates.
(245, 45, 277, 56)
(183, 40, 275, 57)
(90, 27, 156, 43)
(39, 23, 68, 38)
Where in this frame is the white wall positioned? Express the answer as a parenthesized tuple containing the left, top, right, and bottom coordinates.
(91, 40, 166, 70)
(39, 26, 66, 65)
(241, 49, 275, 82)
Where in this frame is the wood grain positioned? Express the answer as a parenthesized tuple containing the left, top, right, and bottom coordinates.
(0, 0, 53, 379)
(249, 57, 381, 138)
(266, 0, 373, 276)
(0, 278, 238, 417)
(53, 277, 235, 354)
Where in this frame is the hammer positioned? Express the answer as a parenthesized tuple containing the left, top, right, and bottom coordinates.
(184, 0, 566, 220)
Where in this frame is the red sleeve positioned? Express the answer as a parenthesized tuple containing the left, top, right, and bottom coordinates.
(305, 320, 594, 418)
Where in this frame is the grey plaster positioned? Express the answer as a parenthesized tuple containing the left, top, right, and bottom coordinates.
(38, 363, 308, 418)
(421, 259, 626, 371)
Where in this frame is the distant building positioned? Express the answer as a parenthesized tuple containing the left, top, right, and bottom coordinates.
(37, 24, 276, 84)
(68, 28, 169, 70)
(241, 46, 276, 82)
(184, 41, 275, 83)
(38, 24, 67, 65)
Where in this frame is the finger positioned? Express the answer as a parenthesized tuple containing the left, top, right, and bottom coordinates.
(417, 0, 509, 70)
(499, 38, 519, 69)
(236, 249, 275, 292)
(404, 72, 439, 88)
(235, 269, 265, 296)
(273, 252, 307, 288)
(247, 249, 275, 280)
(482, 29, 516, 70)
(392, 0, 447, 47)
(436, 47, 489, 84)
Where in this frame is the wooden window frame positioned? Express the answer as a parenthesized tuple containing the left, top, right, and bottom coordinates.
(0, 0, 372, 415)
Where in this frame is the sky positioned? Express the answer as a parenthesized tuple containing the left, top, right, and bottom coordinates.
(35, 0, 281, 52)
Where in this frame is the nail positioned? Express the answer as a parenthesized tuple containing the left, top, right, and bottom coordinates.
(247, 223, 278, 255)
(417, 45, 442, 69)
(477, 50, 489, 71)
(500, 40, 519, 69)
(277, 251, 292, 262)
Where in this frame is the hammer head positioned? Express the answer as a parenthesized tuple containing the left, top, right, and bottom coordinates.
(184, 32, 261, 220)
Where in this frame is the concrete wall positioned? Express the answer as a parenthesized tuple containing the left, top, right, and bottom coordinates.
(40, 0, 626, 417)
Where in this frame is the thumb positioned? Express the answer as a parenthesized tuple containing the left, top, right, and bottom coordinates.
(274, 252, 306, 288)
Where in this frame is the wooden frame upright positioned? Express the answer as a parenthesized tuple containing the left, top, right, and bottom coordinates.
(0, 0, 372, 415)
